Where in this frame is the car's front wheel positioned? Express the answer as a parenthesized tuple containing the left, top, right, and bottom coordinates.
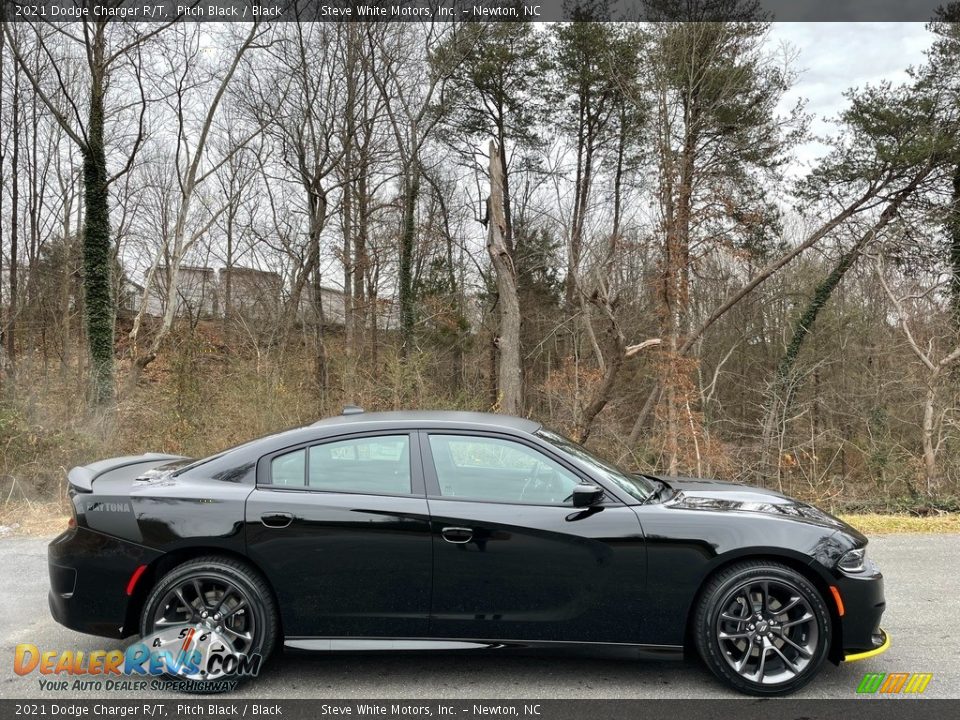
(139, 556, 278, 691)
(694, 560, 831, 696)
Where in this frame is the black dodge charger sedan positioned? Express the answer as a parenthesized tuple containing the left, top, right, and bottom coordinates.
(49, 409, 888, 695)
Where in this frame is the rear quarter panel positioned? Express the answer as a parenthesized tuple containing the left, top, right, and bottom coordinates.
(126, 477, 253, 552)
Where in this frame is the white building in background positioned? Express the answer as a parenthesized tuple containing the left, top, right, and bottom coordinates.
(219, 267, 283, 318)
(299, 283, 347, 325)
(121, 264, 398, 329)
(122, 265, 223, 319)
(158, 265, 219, 318)
(119, 278, 145, 315)
(299, 284, 401, 330)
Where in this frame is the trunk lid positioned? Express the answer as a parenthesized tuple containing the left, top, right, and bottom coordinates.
(67, 454, 190, 494)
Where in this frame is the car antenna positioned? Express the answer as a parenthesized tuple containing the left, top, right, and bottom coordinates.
(342, 405, 365, 416)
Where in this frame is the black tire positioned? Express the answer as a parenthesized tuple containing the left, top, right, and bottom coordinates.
(694, 560, 831, 696)
(139, 555, 279, 693)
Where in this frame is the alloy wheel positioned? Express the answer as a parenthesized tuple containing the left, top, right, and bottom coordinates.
(151, 574, 255, 656)
(715, 577, 819, 685)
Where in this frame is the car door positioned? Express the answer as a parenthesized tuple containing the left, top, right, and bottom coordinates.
(245, 432, 432, 639)
(420, 431, 647, 644)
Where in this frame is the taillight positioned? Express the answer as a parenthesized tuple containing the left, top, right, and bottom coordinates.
(67, 517, 77, 529)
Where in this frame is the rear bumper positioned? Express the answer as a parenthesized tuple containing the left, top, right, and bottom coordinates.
(48, 526, 160, 639)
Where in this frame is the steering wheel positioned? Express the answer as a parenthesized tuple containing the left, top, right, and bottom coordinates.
(520, 463, 563, 503)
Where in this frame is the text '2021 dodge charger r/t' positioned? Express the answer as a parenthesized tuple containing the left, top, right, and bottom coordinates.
(48, 409, 888, 695)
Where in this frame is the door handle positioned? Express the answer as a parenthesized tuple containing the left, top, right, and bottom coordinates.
(260, 512, 293, 529)
(441, 526, 473, 544)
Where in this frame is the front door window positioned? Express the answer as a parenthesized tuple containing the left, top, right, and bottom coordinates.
(427, 434, 580, 505)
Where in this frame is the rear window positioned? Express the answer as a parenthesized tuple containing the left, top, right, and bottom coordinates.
(271, 449, 306, 487)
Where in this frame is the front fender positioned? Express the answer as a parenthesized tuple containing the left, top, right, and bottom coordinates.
(632, 503, 851, 646)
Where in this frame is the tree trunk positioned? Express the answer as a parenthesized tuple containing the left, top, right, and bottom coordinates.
(565, 114, 594, 313)
(353, 170, 368, 356)
(487, 141, 522, 415)
(398, 165, 419, 354)
(223, 202, 235, 326)
(577, 323, 623, 443)
(487, 331, 498, 408)
(659, 104, 696, 475)
(0, 17, 4, 396)
(342, 24, 359, 358)
(312, 259, 328, 399)
(83, 37, 115, 405)
(300, 178, 330, 397)
(5, 62, 20, 385)
(446, 213, 464, 390)
(59, 214, 73, 374)
(579, 113, 638, 445)
(342, 170, 354, 352)
(610, 106, 627, 256)
(497, 131, 514, 256)
(950, 164, 960, 326)
(922, 380, 939, 495)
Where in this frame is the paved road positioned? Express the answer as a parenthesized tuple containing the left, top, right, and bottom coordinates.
(1, 534, 957, 699)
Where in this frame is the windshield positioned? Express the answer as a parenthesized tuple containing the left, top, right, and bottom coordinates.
(536, 429, 654, 502)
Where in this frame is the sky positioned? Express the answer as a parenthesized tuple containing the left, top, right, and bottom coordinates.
(770, 23, 934, 170)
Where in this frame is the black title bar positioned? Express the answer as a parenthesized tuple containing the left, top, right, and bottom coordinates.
(0, 700, 958, 720)
(0, 0, 950, 23)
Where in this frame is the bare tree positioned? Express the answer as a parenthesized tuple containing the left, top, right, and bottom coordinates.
(367, 22, 464, 356)
(3, 10, 167, 404)
(487, 141, 521, 414)
(876, 250, 960, 494)
(4, 31, 20, 385)
(128, 22, 269, 379)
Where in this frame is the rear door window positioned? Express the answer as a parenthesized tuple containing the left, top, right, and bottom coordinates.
(309, 435, 412, 495)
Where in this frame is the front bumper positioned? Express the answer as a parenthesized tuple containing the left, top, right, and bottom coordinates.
(48, 526, 160, 639)
(845, 628, 890, 661)
(833, 558, 887, 658)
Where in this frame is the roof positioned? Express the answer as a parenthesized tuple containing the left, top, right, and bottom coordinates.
(220, 266, 282, 279)
(178, 410, 544, 478)
(157, 265, 216, 275)
(310, 410, 541, 433)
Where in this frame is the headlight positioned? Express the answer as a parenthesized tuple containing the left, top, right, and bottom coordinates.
(838, 547, 866, 573)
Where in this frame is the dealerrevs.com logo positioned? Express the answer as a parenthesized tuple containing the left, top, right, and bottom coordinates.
(857, 673, 933, 695)
(14, 626, 261, 693)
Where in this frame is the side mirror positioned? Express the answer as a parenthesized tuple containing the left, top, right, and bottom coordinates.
(571, 484, 604, 508)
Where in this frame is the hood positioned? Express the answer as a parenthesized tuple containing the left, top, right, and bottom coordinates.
(656, 475, 862, 536)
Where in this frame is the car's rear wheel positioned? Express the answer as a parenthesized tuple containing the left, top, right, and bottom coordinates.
(694, 560, 831, 696)
(139, 556, 278, 692)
